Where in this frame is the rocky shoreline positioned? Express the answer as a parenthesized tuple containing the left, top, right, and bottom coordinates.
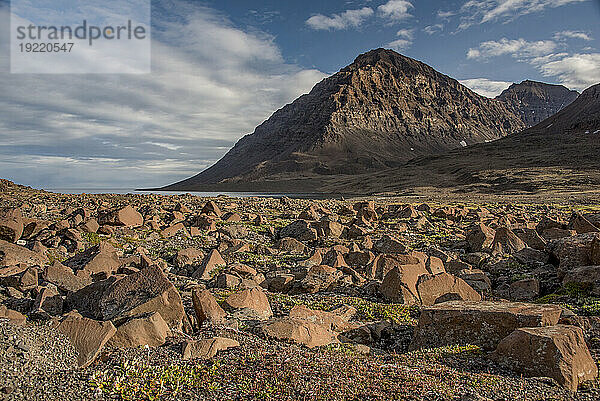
(1, 180, 600, 400)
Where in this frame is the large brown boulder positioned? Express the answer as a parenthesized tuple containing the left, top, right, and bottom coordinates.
(296, 265, 342, 294)
(491, 227, 526, 255)
(63, 242, 120, 279)
(223, 287, 272, 320)
(261, 305, 355, 348)
(175, 248, 204, 268)
(549, 233, 600, 275)
(410, 301, 563, 351)
(67, 265, 185, 330)
(492, 325, 598, 391)
(192, 289, 226, 326)
(466, 223, 495, 252)
(98, 205, 143, 227)
(0, 208, 23, 243)
(182, 337, 239, 360)
(380, 263, 429, 304)
(44, 261, 91, 293)
(417, 273, 481, 306)
(568, 213, 599, 234)
(57, 316, 116, 368)
(0, 240, 48, 267)
(108, 312, 171, 348)
(1, 265, 38, 292)
(191, 249, 226, 280)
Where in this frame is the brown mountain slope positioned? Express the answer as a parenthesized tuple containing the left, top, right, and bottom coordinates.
(161, 49, 525, 191)
(496, 80, 579, 127)
(325, 83, 600, 195)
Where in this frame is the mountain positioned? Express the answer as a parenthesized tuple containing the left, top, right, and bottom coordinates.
(496, 80, 579, 127)
(162, 49, 525, 191)
(325, 83, 600, 195)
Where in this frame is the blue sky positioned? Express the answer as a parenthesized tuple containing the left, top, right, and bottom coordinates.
(1, 0, 599, 188)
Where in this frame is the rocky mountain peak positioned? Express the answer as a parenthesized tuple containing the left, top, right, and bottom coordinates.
(497, 80, 579, 127)
(162, 49, 526, 191)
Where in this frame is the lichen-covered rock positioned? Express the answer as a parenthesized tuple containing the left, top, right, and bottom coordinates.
(492, 325, 598, 391)
(410, 301, 563, 351)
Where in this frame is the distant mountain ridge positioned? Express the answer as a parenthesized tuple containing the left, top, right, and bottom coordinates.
(162, 49, 525, 191)
(324, 83, 600, 195)
(496, 80, 579, 127)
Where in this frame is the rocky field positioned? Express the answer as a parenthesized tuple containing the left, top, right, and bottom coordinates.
(1, 179, 600, 400)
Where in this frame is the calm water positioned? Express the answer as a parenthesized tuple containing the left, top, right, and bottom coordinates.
(47, 188, 340, 199)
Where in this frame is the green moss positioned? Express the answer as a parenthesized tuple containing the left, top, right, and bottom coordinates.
(81, 232, 102, 246)
(267, 293, 416, 324)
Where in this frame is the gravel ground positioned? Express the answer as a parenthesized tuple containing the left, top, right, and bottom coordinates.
(0, 320, 97, 401)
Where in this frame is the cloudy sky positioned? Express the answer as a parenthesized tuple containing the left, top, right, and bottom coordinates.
(1, 0, 599, 189)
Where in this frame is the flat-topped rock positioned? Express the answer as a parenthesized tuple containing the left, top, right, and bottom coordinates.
(492, 325, 598, 391)
(410, 301, 563, 351)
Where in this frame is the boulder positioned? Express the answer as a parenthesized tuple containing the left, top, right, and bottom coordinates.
(63, 242, 120, 279)
(374, 235, 407, 254)
(509, 278, 540, 301)
(0, 240, 48, 267)
(223, 287, 272, 320)
(279, 220, 317, 242)
(410, 301, 563, 351)
(296, 265, 342, 294)
(43, 261, 90, 293)
(0, 305, 26, 325)
(182, 337, 239, 360)
(174, 248, 204, 268)
(417, 273, 481, 306)
(33, 286, 64, 315)
(68, 264, 185, 329)
(57, 316, 116, 368)
(491, 227, 526, 255)
(549, 233, 600, 275)
(108, 312, 171, 348)
(380, 263, 429, 304)
(492, 325, 598, 391)
(160, 223, 185, 238)
(98, 205, 143, 227)
(0, 208, 23, 242)
(191, 249, 226, 280)
(201, 201, 222, 217)
(277, 237, 307, 254)
(261, 305, 355, 348)
(513, 228, 547, 250)
(563, 266, 600, 296)
(192, 289, 226, 326)
(1, 265, 38, 292)
(466, 223, 495, 252)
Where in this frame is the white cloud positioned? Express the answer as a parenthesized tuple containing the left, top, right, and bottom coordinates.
(377, 0, 414, 21)
(306, 7, 374, 30)
(0, 3, 327, 188)
(553, 30, 593, 41)
(460, 78, 513, 97)
(539, 53, 600, 90)
(467, 35, 599, 91)
(458, 0, 588, 29)
(423, 24, 444, 35)
(388, 39, 412, 51)
(387, 28, 414, 51)
(467, 38, 557, 60)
